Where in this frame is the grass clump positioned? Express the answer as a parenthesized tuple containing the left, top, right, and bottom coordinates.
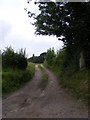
(44, 48, 89, 105)
(38, 64, 45, 72)
(38, 64, 48, 90)
(45, 63, 89, 105)
(2, 62, 35, 96)
(59, 69, 89, 105)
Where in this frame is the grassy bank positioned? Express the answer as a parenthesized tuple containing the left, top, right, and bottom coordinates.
(2, 62, 35, 95)
(60, 69, 88, 105)
(38, 64, 48, 90)
(44, 62, 88, 105)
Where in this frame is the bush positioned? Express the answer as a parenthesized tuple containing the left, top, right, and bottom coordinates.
(45, 48, 56, 66)
(44, 47, 89, 105)
(28, 52, 46, 63)
(2, 62, 35, 95)
(59, 70, 88, 105)
(17, 55, 27, 69)
(2, 47, 27, 70)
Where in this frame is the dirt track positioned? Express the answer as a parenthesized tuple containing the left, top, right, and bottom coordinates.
(2, 65, 88, 118)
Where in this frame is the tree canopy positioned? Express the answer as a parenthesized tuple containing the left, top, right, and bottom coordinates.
(28, 52, 46, 63)
(27, 2, 90, 69)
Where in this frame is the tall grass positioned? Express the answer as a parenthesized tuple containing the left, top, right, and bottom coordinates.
(59, 69, 89, 105)
(38, 64, 48, 90)
(44, 61, 88, 105)
(2, 62, 35, 95)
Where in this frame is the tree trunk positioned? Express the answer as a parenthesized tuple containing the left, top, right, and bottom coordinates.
(79, 51, 86, 70)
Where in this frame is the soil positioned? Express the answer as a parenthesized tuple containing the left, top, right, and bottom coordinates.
(2, 65, 88, 118)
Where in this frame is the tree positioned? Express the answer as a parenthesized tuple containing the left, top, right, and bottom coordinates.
(27, 2, 90, 69)
(28, 52, 46, 63)
(56, 48, 66, 67)
(2, 47, 15, 68)
(46, 48, 55, 66)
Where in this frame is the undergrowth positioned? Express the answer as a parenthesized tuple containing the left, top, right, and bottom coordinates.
(60, 69, 89, 105)
(44, 61, 89, 106)
(2, 62, 35, 96)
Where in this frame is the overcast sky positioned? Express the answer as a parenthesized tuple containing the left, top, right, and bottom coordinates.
(0, 0, 63, 58)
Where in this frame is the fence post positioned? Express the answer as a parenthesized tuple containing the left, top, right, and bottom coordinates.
(79, 51, 86, 70)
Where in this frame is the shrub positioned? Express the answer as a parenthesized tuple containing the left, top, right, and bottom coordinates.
(2, 62, 35, 95)
(2, 47, 27, 70)
(44, 47, 89, 105)
(45, 48, 56, 66)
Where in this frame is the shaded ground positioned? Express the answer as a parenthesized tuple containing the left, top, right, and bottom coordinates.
(2, 65, 88, 118)
(0, 99, 2, 119)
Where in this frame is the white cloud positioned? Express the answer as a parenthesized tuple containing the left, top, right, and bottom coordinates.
(0, 20, 12, 41)
(0, 0, 63, 57)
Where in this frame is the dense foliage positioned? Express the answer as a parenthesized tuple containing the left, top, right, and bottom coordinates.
(44, 48, 88, 105)
(27, 2, 90, 69)
(2, 47, 35, 95)
(45, 48, 66, 71)
(2, 47, 27, 70)
(45, 48, 55, 66)
(28, 52, 46, 63)
(2, 62, 35, 95)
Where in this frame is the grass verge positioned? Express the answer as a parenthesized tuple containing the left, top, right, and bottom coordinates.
(60, 69, 89, 105)
(38, 64, 48, 90)
(44, 62, 89, 105)
(2, 62, 35, 96)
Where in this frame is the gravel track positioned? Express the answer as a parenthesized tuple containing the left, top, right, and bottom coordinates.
(2, 65, 88, 118)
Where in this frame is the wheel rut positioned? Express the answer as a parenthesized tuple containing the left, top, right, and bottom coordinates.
(2, 65, 88, 118)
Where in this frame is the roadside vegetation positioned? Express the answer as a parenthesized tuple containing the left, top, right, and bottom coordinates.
(2, 47, 35, 95)
(27, 2, 89, 105)
(38, 64, 48, 90)
(28, 52, 46, 63)
(44, 48, 89, 105)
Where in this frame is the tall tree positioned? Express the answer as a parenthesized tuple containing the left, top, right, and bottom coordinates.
(27, 2, 90, 69)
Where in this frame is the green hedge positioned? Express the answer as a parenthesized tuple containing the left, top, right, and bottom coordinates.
(2, 62, 35, 95)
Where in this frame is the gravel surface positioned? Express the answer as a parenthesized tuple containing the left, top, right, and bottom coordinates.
(2, 65, 88, 118)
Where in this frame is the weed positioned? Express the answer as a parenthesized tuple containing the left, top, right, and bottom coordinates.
(2, 62, 35, 96)
(44, 63, 89, 105)
(38, 64, 48, 90)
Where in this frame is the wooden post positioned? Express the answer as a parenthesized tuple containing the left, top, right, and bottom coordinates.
(79, 51, 86, 70)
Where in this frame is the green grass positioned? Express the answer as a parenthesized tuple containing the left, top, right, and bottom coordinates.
(59, 69, 89, 105)
(44, 62, 89, 105)
(38, 64, 48, 90)
(44, 60, 61, 77)
(2, 62, 35, 96)
(38, 64, 45, 72)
